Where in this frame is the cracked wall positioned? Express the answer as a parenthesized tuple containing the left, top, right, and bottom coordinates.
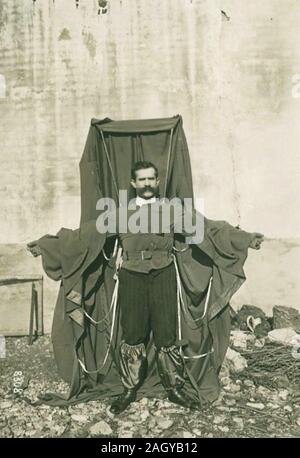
(0, 0, 299, 331)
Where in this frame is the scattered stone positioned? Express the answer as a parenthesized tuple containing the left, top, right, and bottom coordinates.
(220, 376, 231, 387)
(278, 389, 289, 401)
(213, 415, 226, 425)
(232, 417, 244, 429)
(89, 420, 113, 437)
(155, 418, 174, 430)
(0, 401, 13, 409)
(218, 425, 229, 433)
(118, 430, 133, 438)
(272, 374, 290, 389)
(268, 328, 300, 347)
(266, 402, 280, 410)
(1, 426, 13, 438)
(120, 421, 134, 428)
(254, 338, 266, 348)
(225, 348, 247, 374)
(225, 399, 236, 406)
(0, 417, 8, 429)
(215, 406, 231, 412)
(139, 398, 149, 406)
(231, 384, 241, 393)
(147, 419, 157, 430)
(246, 402, 265, 410)
(5, 334, 300, 439)
(273, 306, 300, 333)
(140, 410, 150, 421)
(182, 430, 196, 438)
(256, 386, 272, 397)
(223, 383, 241, 394)
(290, 428, 300, 437)
(230, 331, 252, 349)
(71, 415, 88, 423)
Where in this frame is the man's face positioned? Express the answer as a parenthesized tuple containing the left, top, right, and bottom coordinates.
(131, 167, 160, 199)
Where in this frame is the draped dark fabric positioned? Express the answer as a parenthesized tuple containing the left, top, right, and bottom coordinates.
(79, 115, 193, 223)
(36, 115, 252, 406)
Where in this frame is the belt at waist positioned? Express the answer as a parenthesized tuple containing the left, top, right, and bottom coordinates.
(122, 250, 172, 261)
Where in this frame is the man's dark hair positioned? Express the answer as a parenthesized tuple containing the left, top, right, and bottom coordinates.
(131, 161, 158, 180)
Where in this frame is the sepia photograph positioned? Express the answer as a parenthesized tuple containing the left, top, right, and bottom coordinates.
(0, 0, 300, 443)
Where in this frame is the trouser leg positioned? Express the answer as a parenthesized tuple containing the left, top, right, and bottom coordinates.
(119, 340, 148, 391)
(150, 263, 177, 348)
(110, 340, 148, 415)
(110, 269, 149, 414)
(118, 268, 151, 345)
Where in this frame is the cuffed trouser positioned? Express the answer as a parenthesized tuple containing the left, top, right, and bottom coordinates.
(117, 262, 177, 349)
(119, 341, 148, 391)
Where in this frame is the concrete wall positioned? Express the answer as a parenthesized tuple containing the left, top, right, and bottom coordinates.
(0, 0, 299, 332)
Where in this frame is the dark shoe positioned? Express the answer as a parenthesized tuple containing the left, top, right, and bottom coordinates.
(168, 388, 200, 410)
(109, 389, 137, 415)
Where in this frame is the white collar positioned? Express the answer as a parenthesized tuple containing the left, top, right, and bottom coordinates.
(136, 196, 157, 207)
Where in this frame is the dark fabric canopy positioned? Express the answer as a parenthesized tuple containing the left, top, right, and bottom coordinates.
(79, 115, 194, 224)
(35, 115, 253, 406)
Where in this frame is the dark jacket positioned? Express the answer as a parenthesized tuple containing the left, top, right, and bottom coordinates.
(99, 198, 208, 273)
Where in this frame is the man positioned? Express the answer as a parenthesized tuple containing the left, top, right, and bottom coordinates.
(106, 161, 201, 414)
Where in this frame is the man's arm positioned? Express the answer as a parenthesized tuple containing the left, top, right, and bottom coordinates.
(27, 240, 42, 257)
(248, 232, 264, 249)
(27, 234, 62, 281)
(171, 201, 264, 257)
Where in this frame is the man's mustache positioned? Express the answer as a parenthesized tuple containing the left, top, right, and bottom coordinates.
(140, 186, 155, 192)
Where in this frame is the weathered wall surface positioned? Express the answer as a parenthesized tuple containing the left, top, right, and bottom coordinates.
(0, 0, 299, 332)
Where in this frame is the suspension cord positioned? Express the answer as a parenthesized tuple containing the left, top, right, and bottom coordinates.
(163, 128, 174, 199)
(100, 130, 119, 205)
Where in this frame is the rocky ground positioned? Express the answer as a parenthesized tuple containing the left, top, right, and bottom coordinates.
(0, 335, 300, 438)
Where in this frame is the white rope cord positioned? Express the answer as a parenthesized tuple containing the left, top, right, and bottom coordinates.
(173, 254, 213, 323)
(199, 276, 213, 320)
(77, 266, 120, 374)
(78, 279, 119, 374)
(172, 245, 189, 253)
(183, 350, 214, 360)
(102, 237, 118, 261)
(83, 274, 119, 325)
(173, 256, 214, 360)
(176, 267, 183, 360)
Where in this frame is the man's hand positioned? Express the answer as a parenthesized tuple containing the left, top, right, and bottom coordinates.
(27, 240, 41, 257)
(249, 232, 264, 250)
